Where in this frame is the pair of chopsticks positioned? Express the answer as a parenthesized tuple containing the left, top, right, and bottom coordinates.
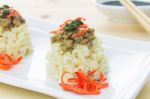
(120, 0, 150, 33)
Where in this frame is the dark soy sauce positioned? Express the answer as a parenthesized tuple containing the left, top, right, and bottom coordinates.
(102, 1, 150, 6)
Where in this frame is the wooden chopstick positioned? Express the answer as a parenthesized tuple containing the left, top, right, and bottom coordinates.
(125, 0, 150, 23)
(120, 0, 150, 33)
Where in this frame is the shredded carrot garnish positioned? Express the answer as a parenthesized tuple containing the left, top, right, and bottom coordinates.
(78, 24, 88, 28)
(7, 9, 18, 18)
(58, 20, 73, 31)
(71, 29, 88, 38)
(50, 17, 88, 38)
(60, 69, 108, 95)
(0, 53, 22, 70)
(76, 17, 86, 21)
(87, 69, 97, 77)
(63, 20, 72, 24)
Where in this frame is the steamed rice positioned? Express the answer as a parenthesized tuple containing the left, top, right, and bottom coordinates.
(0, 24, 32, 58)
(47, 38, 108, 81)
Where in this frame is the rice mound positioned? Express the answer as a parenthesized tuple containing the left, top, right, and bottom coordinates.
(47, 38, 108, 81)
(0, 24, 32, 58)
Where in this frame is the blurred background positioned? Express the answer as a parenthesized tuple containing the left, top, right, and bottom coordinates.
(1, 0, 150, 41)
(0, 0, 150, 99)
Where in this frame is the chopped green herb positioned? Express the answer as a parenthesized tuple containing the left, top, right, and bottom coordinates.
(2, 10, 10, 17)
(64, 20, 83, 32)
(71, 20, 83, 27)
(64, 23, 76, 32)
(3, 5, 10, 9)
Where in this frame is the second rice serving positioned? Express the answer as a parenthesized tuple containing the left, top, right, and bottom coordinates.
(47, 18, 108, 81)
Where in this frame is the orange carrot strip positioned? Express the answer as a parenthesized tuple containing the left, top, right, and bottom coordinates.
(0, 53, 13, 65)
(59, 20, 72, 31)
(87, 70, 96, 77)
(0, 53, 22, 71)
(0, 64, 12, 70)
(7, 9, 18, 18)
(78, 24, 88, 28)
(60, 69, 108, 95)
(60, 83, 100, 95)
(76, 17, 85, 21)
(100, 72, 107, 82)
(67, 78, 78, 82)
(13, 56, 22, 65)
(71, 29, 88, 38)
(63, 20, 72, 24)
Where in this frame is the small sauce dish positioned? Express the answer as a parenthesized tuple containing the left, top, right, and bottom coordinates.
(93, 0, 150, 23)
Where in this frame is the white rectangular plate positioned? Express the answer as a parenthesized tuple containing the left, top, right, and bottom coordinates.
(0, 16, 150, 99)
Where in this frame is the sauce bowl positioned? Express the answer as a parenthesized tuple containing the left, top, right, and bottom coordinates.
(93, 0, 150, 23)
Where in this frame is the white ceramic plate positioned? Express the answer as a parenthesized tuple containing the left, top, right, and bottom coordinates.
(0, 16, 150, 99)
